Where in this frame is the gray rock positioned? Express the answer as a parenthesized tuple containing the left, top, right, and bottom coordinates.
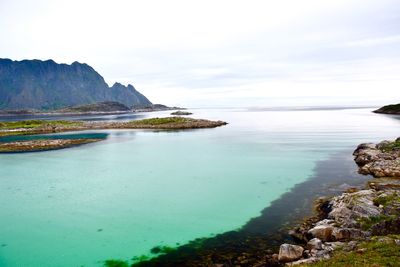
(332, 227, 370, 241)
(307, 238, 323, 250)
(308, 225, 334, 241)
(328, 190, 382, 227)
(278, 244, 304, 262)
(286, 257, 319, 266)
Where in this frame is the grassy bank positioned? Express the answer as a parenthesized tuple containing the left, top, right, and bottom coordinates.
(300, 235, 400, 267)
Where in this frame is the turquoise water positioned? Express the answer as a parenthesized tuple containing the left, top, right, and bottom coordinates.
(0, 107, 399, 267)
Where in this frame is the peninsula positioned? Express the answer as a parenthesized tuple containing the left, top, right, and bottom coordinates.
(0, 117, 227, 152)
(373, 103, 400, 115)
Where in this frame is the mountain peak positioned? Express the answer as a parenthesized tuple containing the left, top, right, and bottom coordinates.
(0, 59, 152, 110)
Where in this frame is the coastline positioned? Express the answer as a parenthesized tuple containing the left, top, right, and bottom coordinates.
(116, 138, 400, 267)
(114, 149, 369, 267)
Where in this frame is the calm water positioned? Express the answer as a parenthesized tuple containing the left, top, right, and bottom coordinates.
(0, 107, 399, 267)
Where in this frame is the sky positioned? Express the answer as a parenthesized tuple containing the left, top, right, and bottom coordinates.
(0, 0, 400, 107)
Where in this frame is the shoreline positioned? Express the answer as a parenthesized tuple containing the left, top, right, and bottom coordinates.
(114, 149, 369, 267)
(115, 138, 400, 267)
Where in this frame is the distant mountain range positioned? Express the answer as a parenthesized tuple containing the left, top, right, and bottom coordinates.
(0, 58, 152, 110)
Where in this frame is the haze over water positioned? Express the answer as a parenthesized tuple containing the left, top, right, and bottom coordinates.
(0, 107, 400, 267)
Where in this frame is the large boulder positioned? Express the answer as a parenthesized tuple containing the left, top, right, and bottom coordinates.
(308, 225, 334, 241)
(332, 227, 370, 241)
(307, 238, 323, 250)
(328, 190, 381, 227)
(278, 244, 304, 262)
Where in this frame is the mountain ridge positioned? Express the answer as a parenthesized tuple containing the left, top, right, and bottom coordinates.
(0, 58, 152, 110)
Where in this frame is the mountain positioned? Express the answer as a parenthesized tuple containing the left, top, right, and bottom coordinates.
(374, 103, 400, 115)
(0, 58, 152, 110)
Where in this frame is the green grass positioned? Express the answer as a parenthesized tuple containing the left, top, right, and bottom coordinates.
(127, 117, 193, 125)
(300, 235, 400, 267)
(373, 193, 400, 207)
(379, 141, 400, 152)
(0, 120, 82, 130)
(357, 215, 395, 231)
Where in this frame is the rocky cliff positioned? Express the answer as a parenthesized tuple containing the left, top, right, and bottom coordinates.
(0, 58, 152, 110)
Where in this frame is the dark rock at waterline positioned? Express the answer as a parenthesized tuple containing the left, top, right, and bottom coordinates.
(374, 103, 400, 115)
(171, 111, 193, 116)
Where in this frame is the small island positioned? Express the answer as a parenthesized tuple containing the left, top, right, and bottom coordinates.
(373, 103, 400, 115)
(0, 117, 227, 152)
(170, 111, 193, 116)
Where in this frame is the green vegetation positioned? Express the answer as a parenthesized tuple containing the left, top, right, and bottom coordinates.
(300, 235, 400, 267)
(127, 117, 193, 125)
(357, 215, 395, 231)
(0, 120, 82, 130)
(103, 260, 129, 267)
(379, 141, 400, 152)
(131, 255, 150, 263)
(374, 192, 400, 207)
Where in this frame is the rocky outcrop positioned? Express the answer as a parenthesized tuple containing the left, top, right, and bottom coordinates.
(353, 139, 400, 177)
(277, 138, 400, 265)
(0, 138, 103, 152)
(374, 103, 400, 115)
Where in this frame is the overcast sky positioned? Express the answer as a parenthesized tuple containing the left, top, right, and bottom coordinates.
(1, 0, 399, 107)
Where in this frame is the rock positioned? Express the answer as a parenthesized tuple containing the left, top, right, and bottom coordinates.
(343, 241, 358, 252)
(307, 238, 323, 250)
(328, 190, 382, 227)
(376, 140, 393, 150)
(315, 219, 335, 226)
(354, 139, 400, 178)
(314, 249, 331, 259)
(286, 257, 319, 266)
(353, 143, 376, 155)
(371, 217, 400, 235)
(332, 227, 369, 241)
(308, 225, 334, 241)
(323, 241, 345, 250)
(278, 244, 304, 262)
(356, 248, 367, 254)
(354, 148, 380, 165)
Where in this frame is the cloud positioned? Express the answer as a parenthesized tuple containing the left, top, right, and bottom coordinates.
(0, 0, 399, 107)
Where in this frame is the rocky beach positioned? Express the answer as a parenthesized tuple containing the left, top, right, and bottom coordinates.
(272, 138, 400, 266)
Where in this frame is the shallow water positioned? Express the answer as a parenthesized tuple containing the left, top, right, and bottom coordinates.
(0, 107, 399, 267)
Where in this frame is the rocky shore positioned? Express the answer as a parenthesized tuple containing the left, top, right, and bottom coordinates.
(0, 138, 103, 153)
(272, 138, 400, 266)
